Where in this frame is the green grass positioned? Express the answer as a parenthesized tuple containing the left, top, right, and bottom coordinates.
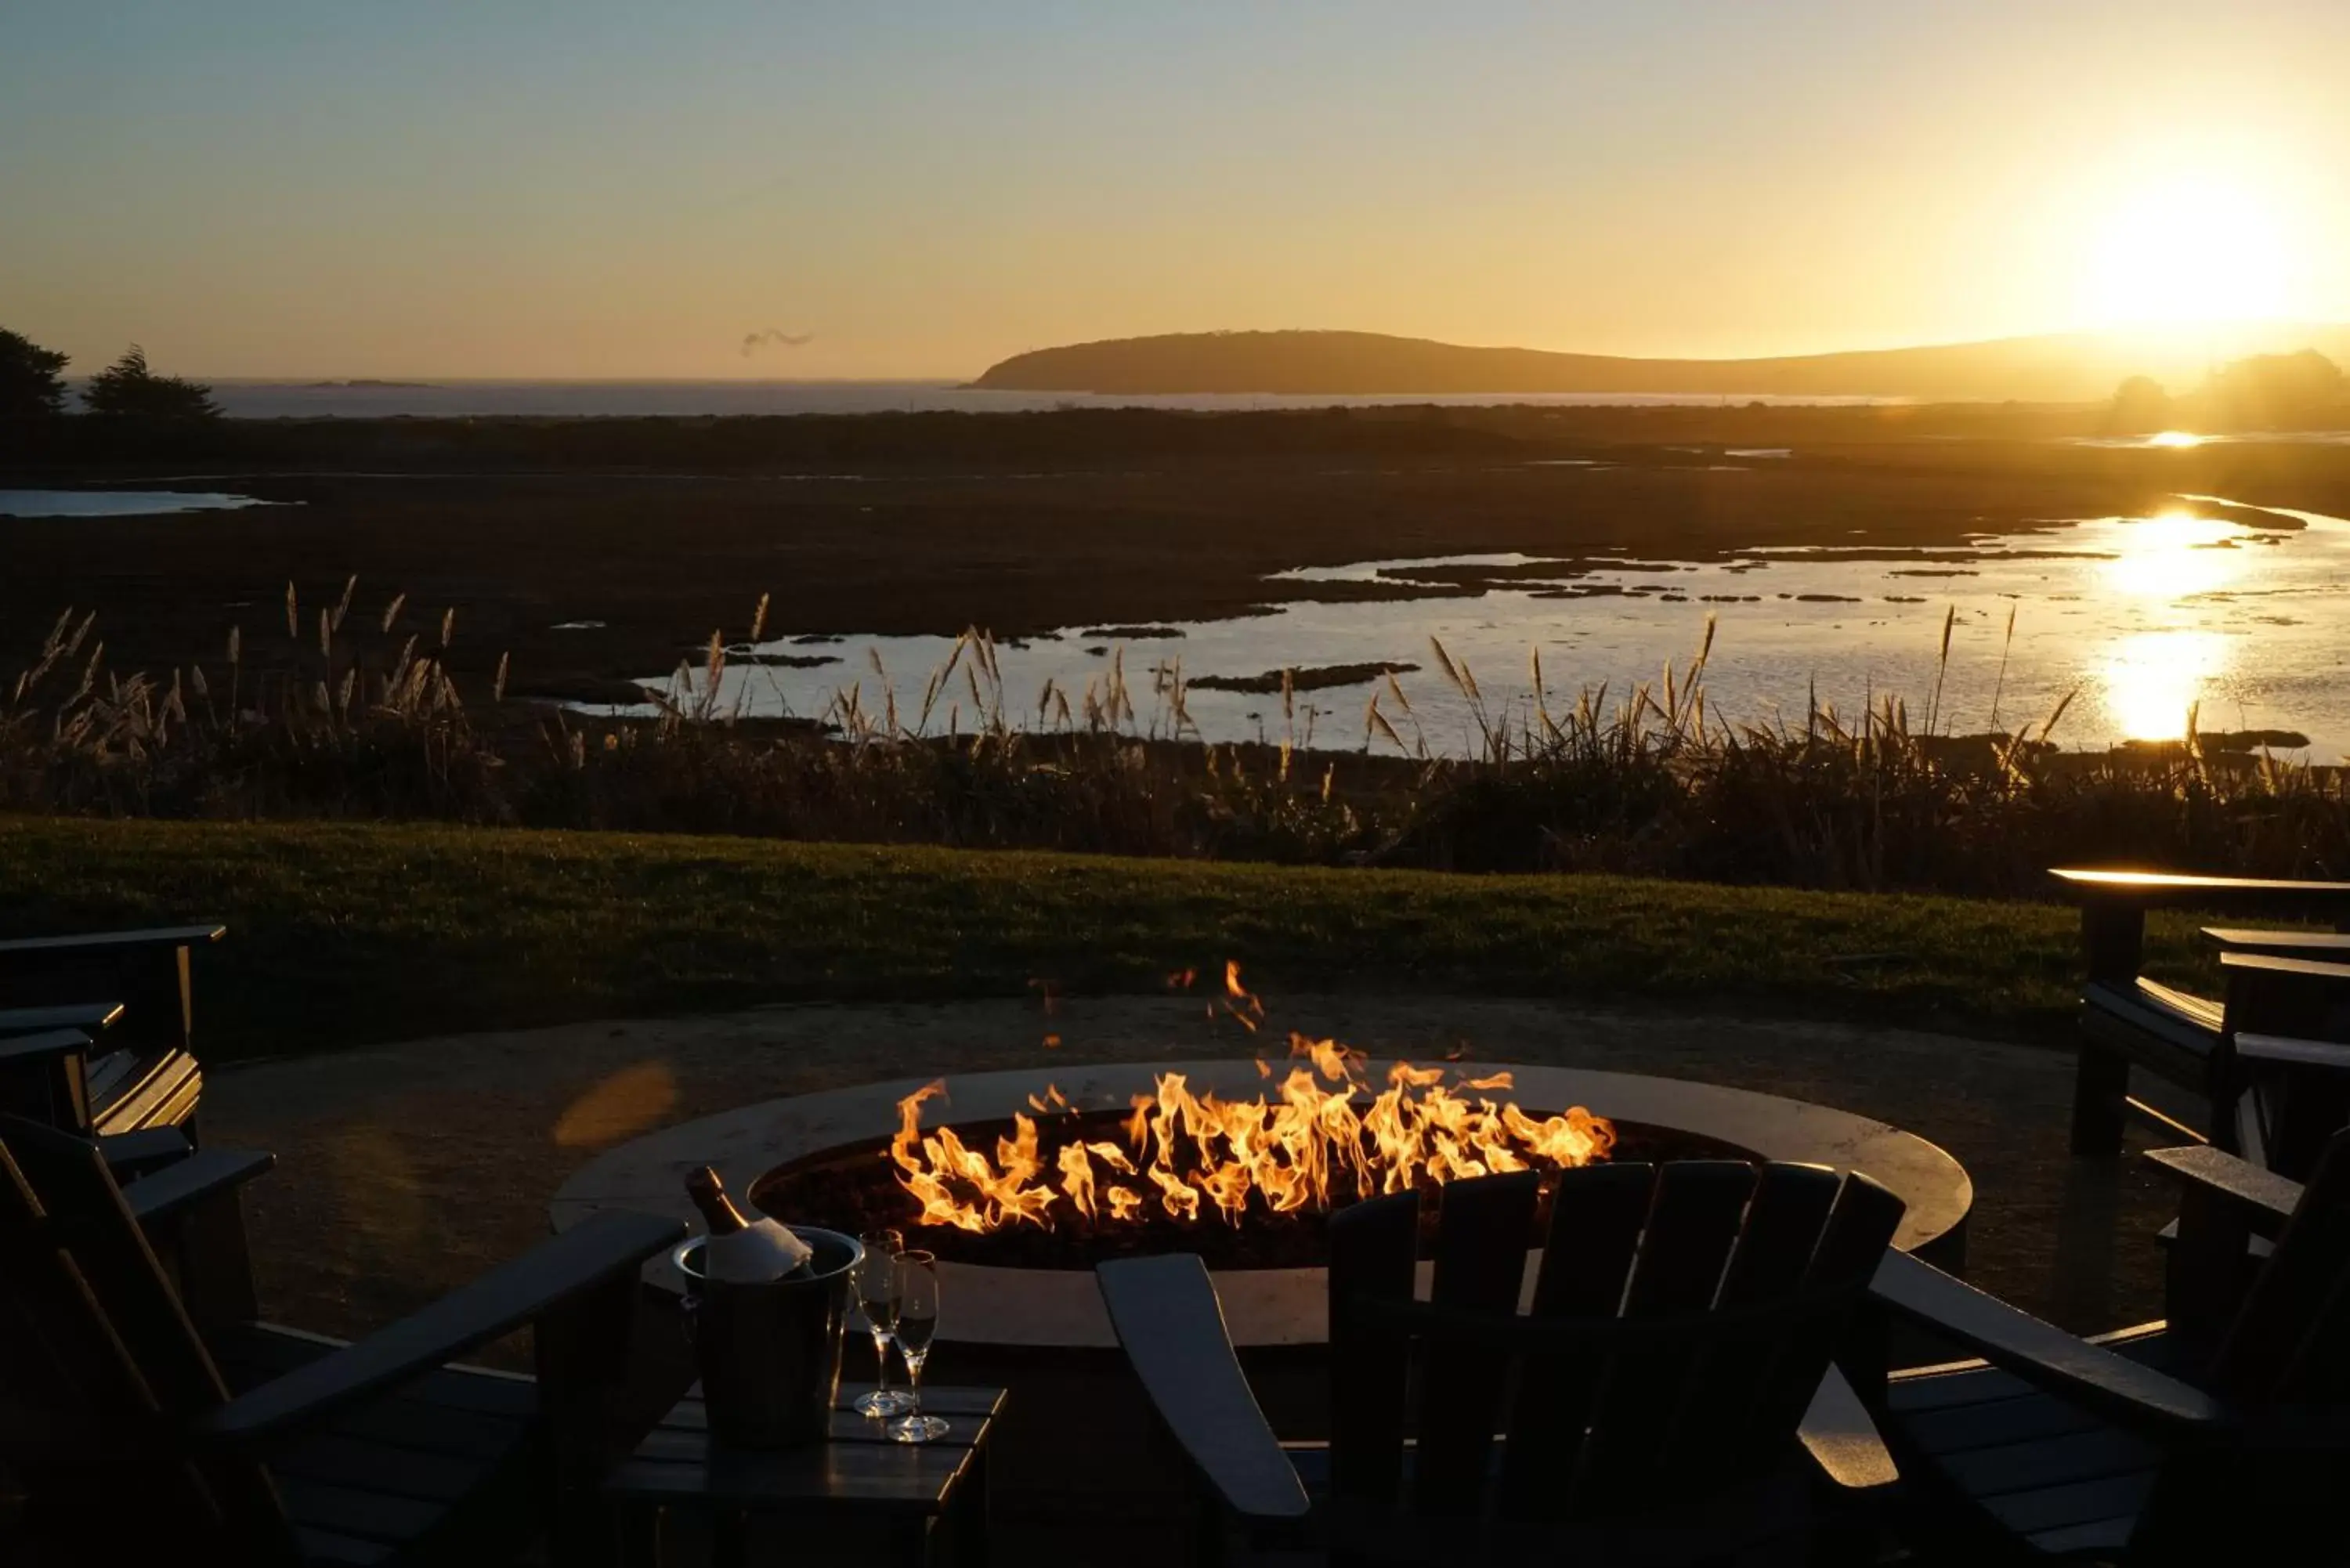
(0, 816, 2220, 1060)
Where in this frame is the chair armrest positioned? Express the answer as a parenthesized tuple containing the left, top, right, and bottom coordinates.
(0, 1003, 123, 1039)
(2149, 1143, 2304, 1341)
(121, 1148, 274, 1227)
(101, 1126, 195, 1180)
(2233, 1033, 2350, 1071)
(2146, 1144, 2302, 1230)
(2053, 869, 2350, 912)
(2220, 954, 2350, 1047)
(1799, 1364, 1900, 1493)
(1097, 1255, 1312, 1526)
(2204, 928, 2350, 959)
(1867, 1252, 2223, 1436)
(0, 924, 226, 963)
(197, 1209, 685, 1444)
(0, 1028, 97, 1066)
(2221, 952, 2350, 986)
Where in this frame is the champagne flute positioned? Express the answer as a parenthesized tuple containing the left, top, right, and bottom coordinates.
(850, 1229, 912, 1418)
(887, 1251, 949, 1443)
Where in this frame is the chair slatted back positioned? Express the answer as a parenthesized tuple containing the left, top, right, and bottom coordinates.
(1493, 1162, 1650, 1519)
(0, 1115, 298, 1561)
(2210, 1128, 2350, 1404)
(1664, 1162, 1843, 1485)
(0, 934, 200, 1060)
(2221, 963, 2350, 1180)
(2121, 1132, 2350, 1562)
(1575, 1162, 1757, 1512)
(1328, 1173, 1418, 1504)
(1410, 1169, 1538, 1513)
(1327, 1161, 1905, 1531)
(0, 1129, 227, 1537)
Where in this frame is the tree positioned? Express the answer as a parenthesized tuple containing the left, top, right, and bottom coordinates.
(81, 344, 220, 421)
(0, 327, 70, 421)
(2200, 349, 2345, 427)
(2106, 374, 2171, 433)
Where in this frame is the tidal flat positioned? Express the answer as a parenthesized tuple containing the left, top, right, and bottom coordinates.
(7, 407, 2350, 746)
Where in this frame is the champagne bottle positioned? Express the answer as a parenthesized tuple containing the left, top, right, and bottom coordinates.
(685, 1165, 815, 1282)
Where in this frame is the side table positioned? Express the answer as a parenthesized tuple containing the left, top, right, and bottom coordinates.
(606, 1383, 1004, 1566)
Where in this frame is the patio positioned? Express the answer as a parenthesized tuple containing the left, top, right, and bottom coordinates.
(177, 991, 2191, 1559)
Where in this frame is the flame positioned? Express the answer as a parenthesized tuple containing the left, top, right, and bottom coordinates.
(887, 1038, 1615, 1234)
(1220, 961, 1267, 1033)
(1055, 1140, 1098, 1221)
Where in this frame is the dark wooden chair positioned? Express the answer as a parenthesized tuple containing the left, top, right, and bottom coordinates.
(0, 923, 226, 1141)
(1097, 1162, 1907, 1566)
(0, 1113, 683, 1566)
(1853, 1128, 2350, 1561)
(2054, 869, 2350, 1170)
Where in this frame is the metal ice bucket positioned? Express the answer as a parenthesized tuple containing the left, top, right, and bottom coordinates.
(674, 1227, 862, 1448)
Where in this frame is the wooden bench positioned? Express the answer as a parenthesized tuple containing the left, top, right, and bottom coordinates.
(0, 923, 224, 1140)
(2052, 870, 2350, 1162)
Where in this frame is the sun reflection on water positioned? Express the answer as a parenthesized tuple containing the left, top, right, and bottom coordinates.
(2099, 511, 2244, 599)
(2099, 630, 2228, 740)
(2089, 512, 2248, 738)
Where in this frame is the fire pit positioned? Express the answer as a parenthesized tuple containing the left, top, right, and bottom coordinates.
(553, 1056, 1970, 1349)
(754, 1047, 1742, 1273)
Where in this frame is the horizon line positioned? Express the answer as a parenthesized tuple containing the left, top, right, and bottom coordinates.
(78, 315, 2348, 385)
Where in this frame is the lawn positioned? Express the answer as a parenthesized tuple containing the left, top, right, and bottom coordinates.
(0, 815, 2212, 1058)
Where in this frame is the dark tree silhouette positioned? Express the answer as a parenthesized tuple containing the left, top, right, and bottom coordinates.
(2106, 374, 2172, 432)
(81, 344, 220, 421)
(2204, 349, 2344, 412)
(0, 327, 70, 421)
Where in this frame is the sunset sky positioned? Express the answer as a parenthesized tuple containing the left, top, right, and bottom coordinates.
(6, 1, 2347, 380)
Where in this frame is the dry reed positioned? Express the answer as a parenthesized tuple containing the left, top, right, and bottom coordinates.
(5, 590, 2345, 897)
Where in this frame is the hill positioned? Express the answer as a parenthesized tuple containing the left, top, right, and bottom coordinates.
(973, 325, 2350, 402)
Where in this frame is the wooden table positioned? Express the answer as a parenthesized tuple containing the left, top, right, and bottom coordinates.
(606, 1383, 1003, 1566)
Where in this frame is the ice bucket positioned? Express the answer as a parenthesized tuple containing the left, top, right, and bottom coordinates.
(674, 1227, 862, 1448)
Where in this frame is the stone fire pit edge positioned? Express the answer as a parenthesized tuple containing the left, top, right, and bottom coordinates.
(550, 1060, 1971, 1349)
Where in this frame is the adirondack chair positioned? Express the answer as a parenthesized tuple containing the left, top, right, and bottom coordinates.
(1852, 1127, 2350, 1561)
(0, 1114, 684, 1566)
(1097, 1162, 1907, 1566)
(2054, 869, 2350, 1171)
(0, 923, 226, 1141)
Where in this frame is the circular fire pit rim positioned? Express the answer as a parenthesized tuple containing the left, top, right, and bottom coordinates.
(551, 1059, 1971, 1349)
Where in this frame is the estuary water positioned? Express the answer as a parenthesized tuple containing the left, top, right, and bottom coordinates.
(0, 490, 280, 517)
(623, 498, 2350, 761)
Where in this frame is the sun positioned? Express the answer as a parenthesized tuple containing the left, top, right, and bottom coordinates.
(2081, 175, 2294, 328)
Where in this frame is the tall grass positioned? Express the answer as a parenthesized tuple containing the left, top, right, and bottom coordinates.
(5, 588, 2345, 897)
